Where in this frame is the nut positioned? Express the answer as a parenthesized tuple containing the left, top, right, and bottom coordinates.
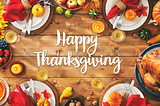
(87, 96, 92, 101)
(92, 100, 98, 105)
(90, 92, 93, 95)
(76, 101, 82, 106)
(69, 102, 75, 106)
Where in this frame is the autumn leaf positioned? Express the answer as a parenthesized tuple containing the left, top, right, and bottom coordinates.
(91, 0, 99, 3)
(135, 5, 148, 17)
(82, 2, 89, 10)
(35, 92, 41, 100)
(42, 90, 52, 99)
(94, 1, 101, 8)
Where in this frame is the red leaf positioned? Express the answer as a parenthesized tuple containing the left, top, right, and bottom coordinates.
(35, 92, 41, 100)
(103, 101, 110, 106)
(135, 5, 148, 17)
(41, 90, 52, 99)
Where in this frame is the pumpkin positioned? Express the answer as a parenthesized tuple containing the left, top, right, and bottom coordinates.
(125, 9, 136, 21)
(89, 9, 100, 19)
(153, 1, 160, 25)
(139, 29, 151, 40)
(37, 98, 50, 106)
(108, 92, 122, 106)
(32, 4, 45, 17)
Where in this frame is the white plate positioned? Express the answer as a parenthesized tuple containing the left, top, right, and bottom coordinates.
(18, 81, 56, 106)
(102, 84, 144, 105)
(0, 77, 10, 105)
(11, 6, 50, 31)
(106, 0, 149, 31)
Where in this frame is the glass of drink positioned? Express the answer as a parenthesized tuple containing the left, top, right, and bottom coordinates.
(111, 29, 126, 42)
(4, 30, 20, 43)
(36, 69, 49, 81)
(91, 78, 103, 90)
(92, 21, 105, 34)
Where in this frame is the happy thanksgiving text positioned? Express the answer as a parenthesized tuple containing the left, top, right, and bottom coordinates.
(34, 30, 122, 74)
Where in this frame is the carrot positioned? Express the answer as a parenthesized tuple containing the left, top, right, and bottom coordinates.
(147, 34, 160, 44)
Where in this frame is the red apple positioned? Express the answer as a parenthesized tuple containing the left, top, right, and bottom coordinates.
(4, 49, 10, 57)
(66, 0, 77, 9)
(2, 56, 8, 64)
(77, 0, 87, 6)
(0, 49, 3, 57)
(57, 0, 66, 4)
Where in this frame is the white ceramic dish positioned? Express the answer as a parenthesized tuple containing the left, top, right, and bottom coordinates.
(11, 6, 50, 31)
(102, 84, 144, 105)
(19, 80, 56, 106)
(105, 0, 149, 31)
(0, 77, 10, 105)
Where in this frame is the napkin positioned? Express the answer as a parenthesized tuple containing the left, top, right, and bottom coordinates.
(3, 0, 39, 22)
(106, 0, 140, 20)
(124, 94, 152, 106)
(7, 85, 34, 106)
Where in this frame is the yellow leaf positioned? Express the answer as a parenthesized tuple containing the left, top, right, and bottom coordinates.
(3, 24, 8, 27)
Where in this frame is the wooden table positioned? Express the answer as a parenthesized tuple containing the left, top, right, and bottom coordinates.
(1, 0, 160, 105)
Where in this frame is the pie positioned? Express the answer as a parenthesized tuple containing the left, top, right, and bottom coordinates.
(0, 80, 6, 101)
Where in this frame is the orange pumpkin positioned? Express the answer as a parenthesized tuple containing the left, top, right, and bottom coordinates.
(125, 9, 137, 21)
(108, 92, 122, 106)
(37, 98, 50, 106)
(32, 4, 45, 17)
(153, 1, 160, 25)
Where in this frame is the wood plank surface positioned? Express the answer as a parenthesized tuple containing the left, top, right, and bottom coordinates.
(1, 0, 160, 105)
(11, 36, 148, 57)
(1, 57, 136, 78)
(3, 77, 160, 106)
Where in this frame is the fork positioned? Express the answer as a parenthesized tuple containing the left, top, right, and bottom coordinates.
(21, 9, 31, 37)
(24, 82, 36, 106)
(116, 12, 123, 28)
(120, 79, 130, 106)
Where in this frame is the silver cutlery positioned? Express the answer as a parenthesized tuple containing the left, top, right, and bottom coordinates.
(122, 79, 130, 98)
(113, 12, 123, 29)
(116, 12, 123, 28)
(21, 9, 31, 37)
(27, 10, 33, 34)
(30, 79, 37, 104)
(24, 82, 36, 106)
(121, 80, 134, 106)
(113, 14, 121, 29)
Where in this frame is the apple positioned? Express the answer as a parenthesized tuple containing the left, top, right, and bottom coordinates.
(57, 0, 66, 4)
(77, 0, 87, 6)
(4, 49, 10, 57)
(65, 10, 72, 18)
(66, 0, 77, 9)
(0, 49, 3, 57)
(2, 56, 8, 64)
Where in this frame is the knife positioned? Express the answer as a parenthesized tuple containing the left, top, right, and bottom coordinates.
(27, 11, 33, 34)
(30, 79, 37, 104)
(121, 80, 134, 106)
(24, 82, 36, 106)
